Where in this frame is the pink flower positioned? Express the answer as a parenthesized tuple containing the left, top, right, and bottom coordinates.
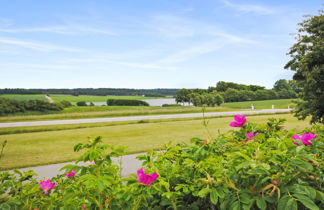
(292, 133, 317, 146)
(65, 170, 76, 178)
(244, 132, 258, 143)
(39, 179, 56, 194)
(230, 115, 247, 127)
(137, 168, 159, 185)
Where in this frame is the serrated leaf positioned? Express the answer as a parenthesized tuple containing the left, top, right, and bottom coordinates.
(256, 197, 267, 210)
(291, 159, 313, 171)
(286, 198, 298, 210)
(278, 195, 290, 210)
(210, 189, 218, 205)
(198, 188, 211, 198)
(294, 194, 319, 210)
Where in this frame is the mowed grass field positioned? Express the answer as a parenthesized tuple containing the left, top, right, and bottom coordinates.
(51, 95, 165, 102)
(223, 99, 294, 109)
(0, 106, 236, 123)
(0, 94, 47, 101)
(0, 114, 312, 169)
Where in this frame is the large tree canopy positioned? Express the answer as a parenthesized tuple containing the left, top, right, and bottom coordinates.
(285, 10, 324, 124)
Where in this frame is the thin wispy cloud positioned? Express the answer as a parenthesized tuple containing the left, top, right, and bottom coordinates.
(157, 40, 229, 64)
(0, 25, 116, 35)
(220, 0, 275, 15)
(63, 56, 176, 71)
(0, 18, 12, 27)
(0, 37, 81, 52)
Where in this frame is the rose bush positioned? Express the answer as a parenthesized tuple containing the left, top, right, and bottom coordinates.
(0, 117, 323, 210)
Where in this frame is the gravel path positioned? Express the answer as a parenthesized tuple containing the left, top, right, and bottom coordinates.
(0, 109, 291, 128)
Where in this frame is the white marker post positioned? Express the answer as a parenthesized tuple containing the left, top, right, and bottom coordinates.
(251, 104, 254, 110)
(272, 105, 274, 109)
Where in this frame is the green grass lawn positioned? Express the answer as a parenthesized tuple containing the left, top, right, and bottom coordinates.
(0, 114, 312, 169)
(0, 99, 293, 123)
(0, 94, 47, 101)
(51, 95, 166, 102)
(0, 106, 236, 123)
(222, 99, 294, 109)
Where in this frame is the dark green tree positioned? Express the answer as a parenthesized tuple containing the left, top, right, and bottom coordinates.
(284, 10, 324, 123)
(175, 89, 192, 105)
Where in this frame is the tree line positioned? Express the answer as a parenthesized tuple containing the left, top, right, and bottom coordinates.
(176, 79, 299, 106)
(0, 88, 178, 97)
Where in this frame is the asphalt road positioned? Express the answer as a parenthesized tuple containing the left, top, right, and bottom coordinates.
(0, 109, 291, 128)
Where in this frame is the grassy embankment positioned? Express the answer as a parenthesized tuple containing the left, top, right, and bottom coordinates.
(0, 114, 312, 170)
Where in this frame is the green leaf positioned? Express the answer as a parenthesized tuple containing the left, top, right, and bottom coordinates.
(315, 190, 324, 201)
(291, 159, 313, 171)
(286, 198, 298, 210)
(278, 195, 290, 210)
(198, 188, 211, 198)
(294, 194, 319, 210)
(210, 189, 219, 205)
(256, 197, 267, 210)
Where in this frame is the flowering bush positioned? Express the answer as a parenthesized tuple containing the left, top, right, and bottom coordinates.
(0, 117, 323, 209)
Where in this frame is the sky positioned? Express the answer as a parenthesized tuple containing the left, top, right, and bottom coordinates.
(0, 0, 322, 89)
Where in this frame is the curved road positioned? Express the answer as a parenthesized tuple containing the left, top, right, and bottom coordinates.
(0, 109, 291, 128)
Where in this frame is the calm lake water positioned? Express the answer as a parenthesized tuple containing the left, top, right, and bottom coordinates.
(89, 99, 191, 107)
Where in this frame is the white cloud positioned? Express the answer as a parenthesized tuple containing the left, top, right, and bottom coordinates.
(0, 37, 81, 52)
(220, 0, 274, 15)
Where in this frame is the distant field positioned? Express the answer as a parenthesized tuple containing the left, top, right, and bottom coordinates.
(0, 114, 311, 169)
(223, 99, 294, 109)
(0, 106, 236, 123)
(51, 95, 165, 102)
(0, 94, 47, 101)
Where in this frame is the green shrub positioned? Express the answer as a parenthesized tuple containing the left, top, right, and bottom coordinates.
(162, 104, 182, 107)
(0, 117, 323, 209)
(76, 101, 87, 106)
(107, 99, 149, 106)
(0, 97, 63, 115)
(60, 100, 73, 108)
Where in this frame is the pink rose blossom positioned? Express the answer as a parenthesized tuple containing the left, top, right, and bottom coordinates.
(137, 168, 159, 185)
(244, 132, 258, 143)
(65, 170, 76, 178)
(292, 133, 317, 146)
(39, 179, 56, 194)
(230, 115, 247, 127)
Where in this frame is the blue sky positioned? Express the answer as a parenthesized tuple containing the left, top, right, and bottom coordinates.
(0, 0, 322, 89)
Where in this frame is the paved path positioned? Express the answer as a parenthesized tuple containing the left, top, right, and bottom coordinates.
(10, 153, 144, 180)
(0, 109, 291, 128)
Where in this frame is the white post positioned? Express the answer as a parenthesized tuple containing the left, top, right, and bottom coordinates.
(251, 104, 254, 110)
(272, 105, 274, 109)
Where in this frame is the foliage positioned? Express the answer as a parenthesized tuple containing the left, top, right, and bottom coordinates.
(0, 117, 323, 209)
(162, 104, 182, 107)
(189, 92, 224, 107)
(107, 99, 149, 106)
(284, 10, 324, 124)
(0, 97, 63, 115)
(59, 100, 73, 108)
(216, 81, 265, 92)
(0, 140, 7, 159)
(175, 89, 192, 104)
(76, 101, 87, 106)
